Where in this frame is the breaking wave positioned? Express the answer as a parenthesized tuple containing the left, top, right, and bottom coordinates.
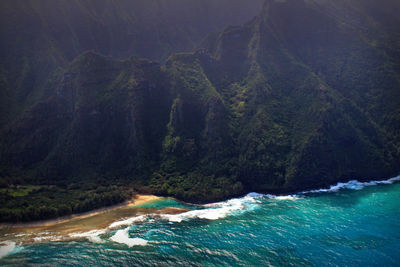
(105, 194, 262, 226)
(108, 215, 147, 229)
(0, 241, 23, 259)
(33, 235, 63, 242)
(160, 194, 261, 223)
(264, 194, 302, 200)
(246, 175, 400, 200)
(109, 227, 148, 247)
(300, 175, 400, 194)
(69, 229, 107, 243)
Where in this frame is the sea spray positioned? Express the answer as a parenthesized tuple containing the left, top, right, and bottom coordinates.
(160, 194, 261, 222)
(300, 175, 400, 194)
(0, 242, 23, 259)
(246, 175, 400, 199)
(109, 227, 148, 247)
(108, 215, 148, 229)
(69, 230, 107, 243)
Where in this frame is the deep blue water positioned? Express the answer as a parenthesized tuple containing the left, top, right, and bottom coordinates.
(1, 176, 399, 266)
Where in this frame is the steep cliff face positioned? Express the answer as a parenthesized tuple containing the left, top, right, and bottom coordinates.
(1, 53, 171, 184)
(0, 0, 264, 128)
(0, 0, 399, 208)
(198, 0, 400, 192)
(155, 0, 400, 195)
(152, 53, 242, 201)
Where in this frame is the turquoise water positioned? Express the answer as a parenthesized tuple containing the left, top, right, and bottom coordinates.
(1, 176, 400, 266)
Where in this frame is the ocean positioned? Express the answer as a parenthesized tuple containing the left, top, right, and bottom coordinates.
(1, 176, 399, 266)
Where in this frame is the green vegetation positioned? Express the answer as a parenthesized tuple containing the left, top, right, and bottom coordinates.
(0, 0, 400, 222)
(0, 0, 263, 129)
(0, 183, 134, 222)
(0, 185, 41, 197)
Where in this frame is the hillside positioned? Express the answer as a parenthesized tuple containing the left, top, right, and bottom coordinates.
(0, 0, 263, 127)
(1, 0, 399, 222)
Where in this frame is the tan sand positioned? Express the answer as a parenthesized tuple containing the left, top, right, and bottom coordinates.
(0, 194, 161, 229)
(0, 194, 187, 244)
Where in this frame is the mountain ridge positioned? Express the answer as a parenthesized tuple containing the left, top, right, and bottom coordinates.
(1, 0, 399, 222)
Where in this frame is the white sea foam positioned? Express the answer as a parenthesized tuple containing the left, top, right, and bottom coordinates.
(33, 235, 63, 242)
(108, 215, 147, 229)
(109, 227, 148, 247)
(2, 175, 397, 251)
(69, 229, 106, 243)
(246, 175, 400, 199)
(245, 192, 302, 200)
(265, 194, 301, 200)
(300, 175, 400, 194)
(160, 195, 260, 222)
(0, 241, 22, 259)
(246, 192, 265, 198)
(14, 233, 28, 237)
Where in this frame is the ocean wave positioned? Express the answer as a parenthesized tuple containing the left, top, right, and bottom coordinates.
(33, 235, 64, 242)
(104, 195, 261, 226)
(245, 175, 400, 200)
(109, 227, 148, 247)
(108, 215, 147, 229)
(300, 175, 400, 194)
(0, 241, 23, 259)
(160, 195, 260, 223)
(69, 229, 106, 243)
(246, 192, 301, 200)
(264, 194, 302, 200)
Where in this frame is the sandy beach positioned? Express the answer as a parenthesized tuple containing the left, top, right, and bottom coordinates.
(0, 195, 170, 243)
(0, 194, 161, 229)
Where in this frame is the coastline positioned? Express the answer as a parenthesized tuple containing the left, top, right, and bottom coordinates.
(1, 175, 399, 264)
(1, 173, 399, 227)
(0, 194, 161, 229)
(0, 174, 398, 248)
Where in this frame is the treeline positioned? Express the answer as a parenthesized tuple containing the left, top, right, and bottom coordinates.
(0, 184, 134, 222)
(149, 171, 244, 203)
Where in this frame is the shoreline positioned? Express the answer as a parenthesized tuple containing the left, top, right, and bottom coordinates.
(0, 194, 161, 229)
(1, 174, 399, 228)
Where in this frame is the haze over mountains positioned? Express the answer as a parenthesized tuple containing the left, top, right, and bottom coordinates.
(0, 0, 264, 126)
(0, 0, 399, 221)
